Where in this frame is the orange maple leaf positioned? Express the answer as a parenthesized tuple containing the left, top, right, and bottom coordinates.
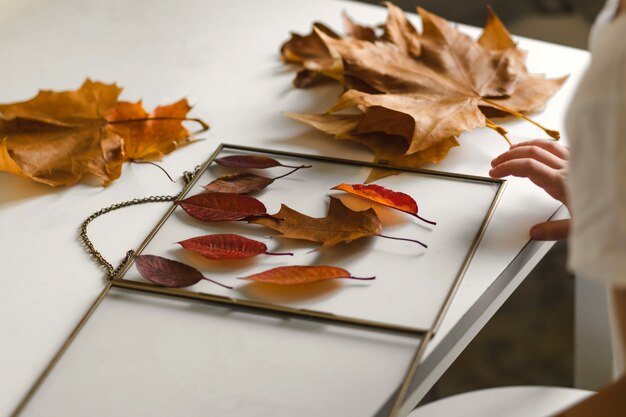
(0, 79, 208, 186)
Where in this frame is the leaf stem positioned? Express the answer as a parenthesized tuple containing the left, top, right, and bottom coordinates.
(265, 251, 294, 256)
(271, 166, 307, 181)
(485, 118, 513, 147)
(481, 98, 560, 140)
(410, 212, 437, 226)
(278, 163, 313, 169)
(348, 276, 376, 280)
(107, 116, 210, 132)
(129, 159, 176, 182)
(201, 276, 233, 290)
(378, 234, 427, 248)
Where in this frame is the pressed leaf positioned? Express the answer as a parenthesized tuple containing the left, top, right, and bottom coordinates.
(332, 183, 436, 225)
(240, 265, 374, 285)
(203, 173, 274, 194)
(177, 234, 292, 259)
(203, 165, 304, 194)
(249, 196, 381, 248)
(0, 79, 208, 186)
(135, 254, 232, 289)
(177, 192, 270, 222)
(214, 154, 308, 169)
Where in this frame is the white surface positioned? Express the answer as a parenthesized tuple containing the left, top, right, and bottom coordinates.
(22, 288, 420, 417)
(408, 386, 593, 417)
(0, 1, 589, 416)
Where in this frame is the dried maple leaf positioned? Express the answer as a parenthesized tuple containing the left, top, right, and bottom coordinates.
(332, 183, 436, 225)
(177, 192, 273, 222)
(177, 234, 292, 259)
(280, 5, 407, 88)
(106, 99, 199, 161)
(135, 254, 232, 289)
(250, 196, 426, 248)
(0, 79, 208, 186)
(285, 112, 458, 182)
(0, 80, 124, 186)
(239, 265, 374, 285)
(249, 196, 381, 248)
(476, 8, 567, 120)
(281, 6, 565, 175)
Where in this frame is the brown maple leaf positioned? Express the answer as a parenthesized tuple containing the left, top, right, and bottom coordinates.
(476, 8, 567, 120)
(0, 79, 208, 186)
(280, 3, 413, 88)
(282, 6, 565, 175)
(249, 196, 382, 248)
(285, 113, 458, 182)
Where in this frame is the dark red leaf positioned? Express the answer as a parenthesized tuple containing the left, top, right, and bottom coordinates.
(239, 265, 375, 285)
(203, 173, 274, 194)
(135, 254, 204, 287)
(214, 154, 309, 169)
(177, 192, 269, 221)
(135, 254, 232, 289)
(177, 234, 292, 259)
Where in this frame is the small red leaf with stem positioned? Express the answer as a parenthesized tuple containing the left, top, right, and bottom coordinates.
(177, 234, 293, 259)
(135, 254, 232, 289)
(202, 166, 304, 194)
(177, 192, 276, 222)
(215, 154, 311, 170)
(332, 183, 436, 225)
(239, 265, 375, 285)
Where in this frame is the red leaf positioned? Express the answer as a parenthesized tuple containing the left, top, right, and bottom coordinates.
(332, 183, 436, 225)
(239, 265, 375, 285)
(177, 192, 269, 221)
(214, 154, 308, 169)
(135, 255, 232, 289)
(177, 234, 292, 259)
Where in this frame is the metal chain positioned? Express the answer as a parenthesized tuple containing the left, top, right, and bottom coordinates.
(79, 165, 202, 280)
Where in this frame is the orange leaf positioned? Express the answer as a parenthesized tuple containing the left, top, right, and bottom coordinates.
(239, 265, 374, 285)
(0, 79, 208, 186)
(0, 80, 124, 186)
(106, 99, 195, 161)
(332, 183, 436, 225)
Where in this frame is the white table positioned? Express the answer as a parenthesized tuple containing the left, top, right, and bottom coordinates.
(0, 1, 589, 416)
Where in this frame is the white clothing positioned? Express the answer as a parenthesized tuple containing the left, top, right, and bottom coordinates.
(565, 0, 626, 286)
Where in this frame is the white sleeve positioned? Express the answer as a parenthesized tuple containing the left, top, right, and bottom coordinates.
(565, 15, 626, 286)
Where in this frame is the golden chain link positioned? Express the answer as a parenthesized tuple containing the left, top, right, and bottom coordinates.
(79, 166, 202, 280)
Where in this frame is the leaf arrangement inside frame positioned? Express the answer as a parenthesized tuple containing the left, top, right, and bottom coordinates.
(135, 153, 433, 289)
(0, 79, 208, 186)
(280, 3, 566, 181)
